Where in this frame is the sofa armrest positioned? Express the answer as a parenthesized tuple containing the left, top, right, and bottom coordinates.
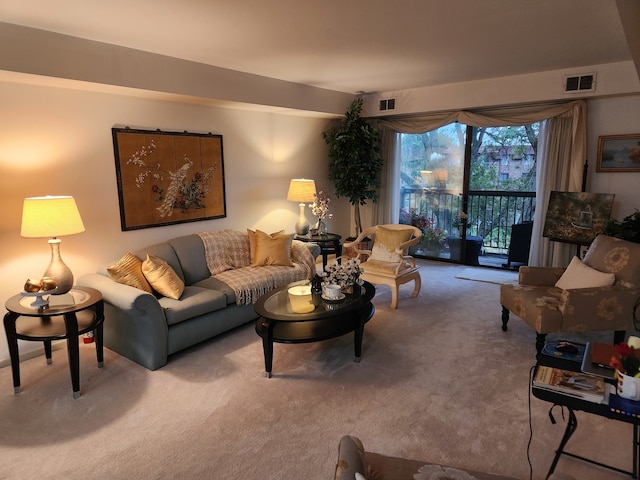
(518, 266, 566, 286)
(78, 273, 170, 370)
(77, 273, 164, 317)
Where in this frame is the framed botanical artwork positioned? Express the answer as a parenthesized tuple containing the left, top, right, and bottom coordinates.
(112, 127, 226, 230)
(596, 133, 640, 172)
(542, 191, 615, 245)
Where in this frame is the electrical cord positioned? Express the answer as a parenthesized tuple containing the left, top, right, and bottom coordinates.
(527, 365, 535, 480)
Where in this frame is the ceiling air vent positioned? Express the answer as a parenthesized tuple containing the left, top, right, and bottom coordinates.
(564, 74, 596, 93)
(379, 98, 396, 111)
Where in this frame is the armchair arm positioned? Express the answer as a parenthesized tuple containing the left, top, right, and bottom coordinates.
(396, 232, 422, 255)
(558, 285, 640, 331)
(518, 266, 566, 286)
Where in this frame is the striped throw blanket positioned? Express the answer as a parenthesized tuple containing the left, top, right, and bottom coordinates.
(198, 230, 316, 305)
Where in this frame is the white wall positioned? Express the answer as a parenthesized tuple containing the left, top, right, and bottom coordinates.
(0, 80, 350, 365)
(587, 95, 640, 220)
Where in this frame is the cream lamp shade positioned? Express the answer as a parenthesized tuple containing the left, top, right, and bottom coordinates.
(287, 179, 316, 235)
(21, 195, 85, 294)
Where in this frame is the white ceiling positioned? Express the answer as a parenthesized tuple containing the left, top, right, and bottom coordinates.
(0, 0, 634, 95)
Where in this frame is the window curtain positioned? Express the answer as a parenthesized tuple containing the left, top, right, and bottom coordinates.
(373, 99, 587, 267)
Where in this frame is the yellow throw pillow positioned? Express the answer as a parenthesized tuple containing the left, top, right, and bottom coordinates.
(250, 230, 294, 267)
(247, 229, 285, 264)
(142, 254, 185, 299)
(369, 226, 415, 263)
(107, 252, 153, 293)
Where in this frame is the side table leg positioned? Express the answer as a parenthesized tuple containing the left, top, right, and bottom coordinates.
(95, 301, 105, 368)
(547, 408, 577, 479)
(63, 312, 81, 399)
(44, 340, 52, 365)
(4, 312, 21, 394)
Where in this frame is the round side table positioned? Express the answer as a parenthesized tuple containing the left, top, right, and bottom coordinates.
(295, 233, 342, 269)
(3, 286, 104, 399)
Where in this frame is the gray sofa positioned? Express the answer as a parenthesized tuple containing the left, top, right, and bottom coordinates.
(78, 231, 319, 370)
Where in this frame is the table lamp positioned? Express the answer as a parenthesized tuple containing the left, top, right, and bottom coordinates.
(287, 178, 316, 235)
(21, 195, 85, 294)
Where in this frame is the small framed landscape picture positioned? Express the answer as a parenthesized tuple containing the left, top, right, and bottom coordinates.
(596, 133, 640, 172)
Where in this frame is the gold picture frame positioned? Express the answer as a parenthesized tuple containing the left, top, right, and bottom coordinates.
(596, 133, 640, 172)
(112, 127, 226, 231)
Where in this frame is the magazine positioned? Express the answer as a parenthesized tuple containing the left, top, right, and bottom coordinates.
(533, 365, 606, 403)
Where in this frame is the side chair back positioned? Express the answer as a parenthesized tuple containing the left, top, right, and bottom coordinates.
(344, 224, 422, 309)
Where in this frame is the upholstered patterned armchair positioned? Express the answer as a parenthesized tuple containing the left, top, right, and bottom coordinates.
(344, 224, 422, 309)
(500, 234, 640, 353)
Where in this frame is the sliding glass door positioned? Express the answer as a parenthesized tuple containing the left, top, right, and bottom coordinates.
(399, 122, 539, 266)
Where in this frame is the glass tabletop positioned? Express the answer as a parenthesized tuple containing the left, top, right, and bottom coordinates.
(255, 280, 373, 322)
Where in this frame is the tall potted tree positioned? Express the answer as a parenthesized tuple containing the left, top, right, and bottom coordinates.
(322, 98, 383, 236)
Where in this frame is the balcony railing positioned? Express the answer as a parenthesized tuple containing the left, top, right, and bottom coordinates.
(400, 188, 536, 254)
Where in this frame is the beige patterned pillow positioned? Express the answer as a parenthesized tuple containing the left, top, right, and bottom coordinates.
(250, 230, 293, 267)
(107, 252, 153, 293)
(369, 226, 414, 263)
(142, 254, 185, 299)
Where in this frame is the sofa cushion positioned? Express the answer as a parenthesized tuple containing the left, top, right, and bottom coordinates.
(158, 286, 227, 326)
(107, 252, 153, 293)
(248, 229, 285, 264)
(134, 241, 185, 283)
(168, 234, 211, 285)
(555, 256, 615, 290)
(250, 230, 294, 267)
(142, 254, 185, 300)
(193, 276, 236, 304)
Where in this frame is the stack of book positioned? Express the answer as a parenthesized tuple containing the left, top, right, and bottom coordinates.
(533, 365, 606, 404)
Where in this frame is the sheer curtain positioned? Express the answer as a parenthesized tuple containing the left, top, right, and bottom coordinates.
(373, 99, 587, 267)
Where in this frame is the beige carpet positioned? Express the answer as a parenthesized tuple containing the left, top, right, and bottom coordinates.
(0, 260, 631, 480)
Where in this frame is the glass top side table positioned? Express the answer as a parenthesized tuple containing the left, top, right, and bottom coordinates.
(3, 286, 104, 399)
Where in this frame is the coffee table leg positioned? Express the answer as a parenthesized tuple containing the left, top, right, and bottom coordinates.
(354, 322, 363, 363)
(260, 318, 275, 378)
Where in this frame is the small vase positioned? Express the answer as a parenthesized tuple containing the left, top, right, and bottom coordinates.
(315, 219, 328, 236)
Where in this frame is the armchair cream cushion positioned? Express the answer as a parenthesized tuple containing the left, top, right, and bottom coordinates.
(555, 256, 615, 290)
(369, 226, 415, 263)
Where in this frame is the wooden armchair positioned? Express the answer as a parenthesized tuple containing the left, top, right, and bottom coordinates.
(344, 224, 422, 309)
(500, 234, 640, 353)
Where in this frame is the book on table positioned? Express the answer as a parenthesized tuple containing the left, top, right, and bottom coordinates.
(533, 365, 606, 403)
(609, 394, 640, 417)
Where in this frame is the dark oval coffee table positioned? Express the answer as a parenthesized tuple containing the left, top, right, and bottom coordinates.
(254, 280, 375, 377)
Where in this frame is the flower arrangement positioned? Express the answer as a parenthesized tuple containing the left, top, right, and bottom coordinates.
(310, 191, 333, 221)
(610, 343, 640, 377)
(321, 258, 363, 289)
